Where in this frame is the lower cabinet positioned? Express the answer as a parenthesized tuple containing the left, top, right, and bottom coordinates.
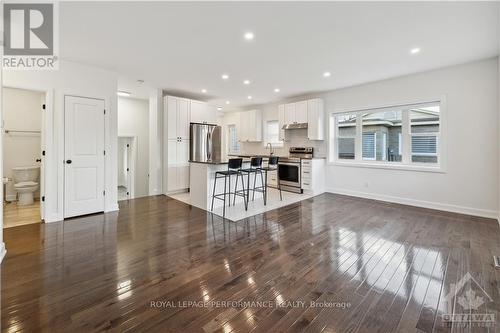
(266, 169, 278, 187)
(301, 159, 325, 194)
(167, 165, 190, 192)
(166, 139, 190, 192)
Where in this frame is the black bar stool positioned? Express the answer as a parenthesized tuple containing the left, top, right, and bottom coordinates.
(239, 157, 264, 209)
(211, 158, 246, 217)
(259, 156, 283, 204)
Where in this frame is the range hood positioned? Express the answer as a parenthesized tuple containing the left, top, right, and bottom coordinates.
(282, 123, 308, 130)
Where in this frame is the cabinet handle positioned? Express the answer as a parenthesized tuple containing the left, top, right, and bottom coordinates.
(303, 171, 310, 174)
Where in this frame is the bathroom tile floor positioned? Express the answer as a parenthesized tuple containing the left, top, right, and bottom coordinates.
(3, 201, 41, 228)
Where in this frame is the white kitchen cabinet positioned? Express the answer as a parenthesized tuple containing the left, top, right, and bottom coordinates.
(278, 104, 285, 141)
(191, 101, 218, 124)
(307, 98, 325, 140)
(301, 159, 325, 195)
(167, 165, 189, 192)
(266, 169, 278, 187)
(295, 100, 308, 123)
(166, 139, 190, 192)
(190, 100, 206, 124)
(238, 109, 262, 142)
(165, 96, 190, 140)
(206, 105, 218, 125)
(284, 103, 295, 125)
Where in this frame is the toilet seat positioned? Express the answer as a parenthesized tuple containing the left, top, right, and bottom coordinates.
(14, 181, 38, 189)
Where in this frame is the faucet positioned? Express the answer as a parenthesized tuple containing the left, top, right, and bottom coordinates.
(266, 143, 274, 156)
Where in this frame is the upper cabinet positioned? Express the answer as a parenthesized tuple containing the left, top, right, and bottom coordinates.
(165, 96, 190, 140)
(278, 98, 324, 141)
(295, 101, 308, 123)
(191, 101, 217, 124)
(307, 99, 325, 140)
(239, 109, 262, 142)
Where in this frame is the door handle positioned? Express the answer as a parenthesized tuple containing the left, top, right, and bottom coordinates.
(66, 159, 72, 164)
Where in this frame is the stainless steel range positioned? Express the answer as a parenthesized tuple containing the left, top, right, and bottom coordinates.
(278, 147, 313, 193)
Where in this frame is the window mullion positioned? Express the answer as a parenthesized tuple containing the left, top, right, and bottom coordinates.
(402, 111, 410, 164)
(355, 115, 362, 161)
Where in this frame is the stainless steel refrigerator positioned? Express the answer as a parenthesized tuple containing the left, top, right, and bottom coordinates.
(190, 123, 222, 162)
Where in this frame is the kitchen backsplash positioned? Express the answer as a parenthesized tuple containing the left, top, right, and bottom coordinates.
(240, 129, 327, 157)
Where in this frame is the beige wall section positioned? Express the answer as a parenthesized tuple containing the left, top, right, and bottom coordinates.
(2, 88, 44, 201)
(117, 97, 149, 198)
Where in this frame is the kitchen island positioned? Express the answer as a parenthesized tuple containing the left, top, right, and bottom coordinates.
(189, 160, 252, 212)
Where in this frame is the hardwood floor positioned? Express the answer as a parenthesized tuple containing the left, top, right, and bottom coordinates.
(1, 193, 499, 332)
(3, 201, 41, 228)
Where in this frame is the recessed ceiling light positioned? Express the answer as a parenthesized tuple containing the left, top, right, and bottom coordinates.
(221, 74, 229, 80)
(247, 95, 253, 100)
(274, 88, 280, 93)
(217, 107, 222, 111)
(243, 80, 251, 85)
(201, 89, 207, 93)
(117, 91, 131, 97)
(244, 32, 254, 41)
(225, 101, 230, 105)
(323, 71, 331, 78)
(410, 47, 421, 54)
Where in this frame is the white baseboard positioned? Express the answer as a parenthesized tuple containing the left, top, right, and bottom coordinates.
(0, 242, 6, 264)
(105, 203, 119, 213)
(326, 187, 498, 219)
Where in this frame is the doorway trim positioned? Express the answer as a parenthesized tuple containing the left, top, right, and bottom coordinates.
(2, 84, 53, 223)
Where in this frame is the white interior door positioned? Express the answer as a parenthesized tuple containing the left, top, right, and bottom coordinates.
(64, 96, 105, 218)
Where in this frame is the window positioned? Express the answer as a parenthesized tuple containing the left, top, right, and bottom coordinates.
(336, 113, 356, 160)
(331, 101, 442, 169)
(362, 110, 402, 162)
(265, 120, 282, 146)
(410, 106, 440, 163)
(228, 125, 240, 154)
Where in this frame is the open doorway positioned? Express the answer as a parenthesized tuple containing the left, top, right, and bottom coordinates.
(117, 96, 149, 200)
(2, 87, 46, 228)
(117, 136, 136, 200)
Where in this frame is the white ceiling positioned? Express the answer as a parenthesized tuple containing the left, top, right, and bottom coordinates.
(60, 2, 499, 107)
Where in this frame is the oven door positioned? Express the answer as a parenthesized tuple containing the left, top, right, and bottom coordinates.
(278, 162, 301, 188)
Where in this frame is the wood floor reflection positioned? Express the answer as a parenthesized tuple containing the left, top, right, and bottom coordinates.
(1, 193, 499, 332)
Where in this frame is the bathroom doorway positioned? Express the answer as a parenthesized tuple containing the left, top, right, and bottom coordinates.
(117, 136, 136, 201)
(2, 87, 46, 228)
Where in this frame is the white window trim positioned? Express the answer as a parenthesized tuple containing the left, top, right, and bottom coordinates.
(327, 97, 447, 173)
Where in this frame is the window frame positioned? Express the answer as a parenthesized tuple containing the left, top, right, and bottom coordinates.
(264, 119, 284, 147)
(328, 98, 446, 173)
(227, 124, 240, 155)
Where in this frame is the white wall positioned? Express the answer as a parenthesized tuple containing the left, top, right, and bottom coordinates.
(3, 59, 119, 222)
(325, 58, 498, 218)
(2, 88, 44, 201)
(117, 97, 149, 197)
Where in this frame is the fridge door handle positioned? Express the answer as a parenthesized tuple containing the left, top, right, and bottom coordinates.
(206, 132, 212, 161)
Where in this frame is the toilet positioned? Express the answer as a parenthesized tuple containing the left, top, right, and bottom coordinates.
(12, 166, 40, 205)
